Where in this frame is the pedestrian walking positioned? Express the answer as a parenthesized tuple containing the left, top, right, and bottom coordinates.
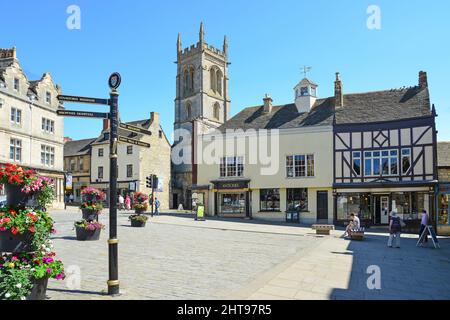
(155, 197, 160, 215)
(118, 194, 124, 210)
(125, 194, 131, 210)
(192, 199, 197, 213)
(419, 209, 429, 244)
(388, 211, 402, 248)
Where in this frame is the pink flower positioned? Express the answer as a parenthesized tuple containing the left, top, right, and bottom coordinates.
(56, 274, 63, 280)
(46, 268, 52, 274)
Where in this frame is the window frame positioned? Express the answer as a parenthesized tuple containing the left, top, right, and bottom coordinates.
(9, 138, 22, 162)
(98, 166, 104, 179)
(98, 148, 104, 157)
(126, 164, 133, 178)
(286, 154, 315, 178)
(260, 188, 281, 212)
(219, 156, 244, 178)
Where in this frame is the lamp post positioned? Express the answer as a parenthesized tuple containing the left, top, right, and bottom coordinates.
(107, 73, 121, 295)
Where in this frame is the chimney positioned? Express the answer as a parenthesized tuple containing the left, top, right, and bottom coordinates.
(263, 94, 273, 113)
(103, 118, 110, 131)
(63, 137, 73, 143)
(419, 71, 428, 89)
(334, 72, 344, 107)
(150, 112, 160, 126)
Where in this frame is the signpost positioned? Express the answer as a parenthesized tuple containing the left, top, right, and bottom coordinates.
(119, 122, 152, 136)
(57, 94, 109, 105)
(56, 72, 124, 295)
(118, 136, 150, 148)
(57, 110, 109, 118)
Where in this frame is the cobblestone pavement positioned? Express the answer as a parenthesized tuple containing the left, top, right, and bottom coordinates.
(46, 208, 450, 300)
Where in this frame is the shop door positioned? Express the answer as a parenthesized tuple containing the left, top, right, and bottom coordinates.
(317, 191, 328, 222)
(380, 196, 389, 224)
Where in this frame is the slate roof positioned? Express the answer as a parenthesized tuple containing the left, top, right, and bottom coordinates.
(219, 86, 431, 131)
(64, 138, 96, 157)
(438, 142, 450, 167)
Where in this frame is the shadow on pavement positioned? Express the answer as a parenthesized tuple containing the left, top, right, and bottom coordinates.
(329, 232, 450, 300)
(47, 288, 107, 297)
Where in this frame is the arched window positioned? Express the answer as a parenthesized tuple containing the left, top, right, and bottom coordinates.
(186, 101, 192, 120)
(213, 103, 220, 120)
(189, 66, 195, 91)
(216, 70, 223, 96)
(183, 69, 189, 96)
(210, 68, 216, 92)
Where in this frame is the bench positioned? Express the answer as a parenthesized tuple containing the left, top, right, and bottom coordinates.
(350, 228, 365, 241)
(312, 224, 335, 235)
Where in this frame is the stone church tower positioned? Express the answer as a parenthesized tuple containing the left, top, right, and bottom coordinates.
(171, 23, 230, 209)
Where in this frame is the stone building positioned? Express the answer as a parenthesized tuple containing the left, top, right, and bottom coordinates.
(89, 113, 171, 210)
(171, 23, 230, 209)
(63, 137, 96, 202)
(0, 47, 65, 208)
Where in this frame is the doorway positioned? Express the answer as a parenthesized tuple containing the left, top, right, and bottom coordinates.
(375, 195, 389, 225)
(317, 191, 328, 222)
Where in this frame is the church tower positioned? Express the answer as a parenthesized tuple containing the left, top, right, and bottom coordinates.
(172, 23, 231, 209)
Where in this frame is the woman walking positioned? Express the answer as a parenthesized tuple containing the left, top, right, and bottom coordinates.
(388, 211, 402, 248)
(125, 194, 131, 210)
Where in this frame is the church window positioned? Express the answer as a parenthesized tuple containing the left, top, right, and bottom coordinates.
(186, 102, 192, 120)
(216, 70, 223, 95)
(210, 68, 216, 92)
(189, 66, 195, 91)
(213, 103, 220, 120)
(183, 69, 189, 96)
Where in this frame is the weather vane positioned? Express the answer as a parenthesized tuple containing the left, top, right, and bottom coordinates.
(301, 66, 312, 78)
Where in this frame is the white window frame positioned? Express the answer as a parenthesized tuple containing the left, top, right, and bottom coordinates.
(10, 107, 21, 125)
(41, 145, 55, 167)
(286, 154, 315, 178)
(401, 148, 412, 174)
(45, 91, 51, 104)
(219, 156, 244, 178)
(363, 149, 398, 177)
(9, 138, 22, 162)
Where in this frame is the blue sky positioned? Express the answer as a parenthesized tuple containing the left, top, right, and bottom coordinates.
(2, 0, 450, 142)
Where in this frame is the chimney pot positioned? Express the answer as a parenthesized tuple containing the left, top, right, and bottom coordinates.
(334, 72, 344, 107)
(151, 112, 160, 126)
(103, 118, 110, 131)
(263, 94, 273, 113)
(419, 71, 428, 88)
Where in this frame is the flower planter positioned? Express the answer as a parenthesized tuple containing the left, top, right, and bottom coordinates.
(131, 219, 146, 228)
(75, 226, 101, 241)
(0, 230, 33, 253)
(5, 184, 29, 207)
(81, 208, 99, 222)
(26, 277, 49, 300)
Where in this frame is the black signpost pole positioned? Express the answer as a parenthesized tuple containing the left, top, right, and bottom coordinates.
(107, 73, 121, 295)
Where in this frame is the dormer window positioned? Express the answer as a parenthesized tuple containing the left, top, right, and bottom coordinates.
(46, 91, 51, 104)
(13, 78, 19, 91)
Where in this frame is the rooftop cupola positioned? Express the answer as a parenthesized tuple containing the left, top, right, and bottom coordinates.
(294, 77, 318, 113)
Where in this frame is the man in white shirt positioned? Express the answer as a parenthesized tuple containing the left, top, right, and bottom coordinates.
(118, 194, 124, 210)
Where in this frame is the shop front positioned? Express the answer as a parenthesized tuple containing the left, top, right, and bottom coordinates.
(334, 186, 435, 233)
(211, 179, 251, 218)
(437, 183, 450, 236)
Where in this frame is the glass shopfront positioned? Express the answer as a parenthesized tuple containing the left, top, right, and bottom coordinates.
(219, 193, 246, 215)
(336, 191, 432, 231)
(438, 184, 450, 235)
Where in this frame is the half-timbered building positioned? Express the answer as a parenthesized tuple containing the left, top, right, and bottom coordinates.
(333, 71, 438, 232)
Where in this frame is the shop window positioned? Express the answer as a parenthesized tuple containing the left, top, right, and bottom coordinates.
(286, 188, 308, 212)
(260, 189, 280, 212)
(439, 193, 449, 225)
(364, 149, 398, 176)
(336, 194, 371, 220)
(219, 193, 246, 214)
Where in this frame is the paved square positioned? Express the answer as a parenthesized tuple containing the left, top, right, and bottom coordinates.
(46, 208, 450, 300)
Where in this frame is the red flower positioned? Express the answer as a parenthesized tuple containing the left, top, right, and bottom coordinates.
(29, 226, 36, 233)
(9, 210, 16, 216)
(11, 227, 18, 235)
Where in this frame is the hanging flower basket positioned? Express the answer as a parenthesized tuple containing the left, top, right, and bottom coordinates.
(26, 277, 49, 300)
(81, 208, 100, 222)
(4, 185, 29, 207)
(0, 230, 32, 253)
